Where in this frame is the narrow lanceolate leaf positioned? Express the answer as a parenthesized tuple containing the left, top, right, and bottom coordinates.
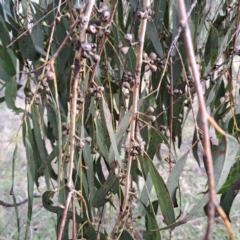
(5, 78, 23, 113)
(31, 104, 50, 189)
(220, 175, 240, 221)
(143, 202, 161, 240)
(0, 15, 10, 47)
(0, 45, 16, 82)
(92, 175, 119, 208)
(23, 121, 35, 240)
(119, 230, 134, 240)
(11, 145, 20, 238)
(146, 21, 163, 57)
(83, 142, 96, 202)
(18, 31, 36, 60)
(156, 133, 239, 231)
(167, 153, 188, 207)
(108, 98, 144, 162)
(101, 99, 122, 168)
(147, 159, 175, 225)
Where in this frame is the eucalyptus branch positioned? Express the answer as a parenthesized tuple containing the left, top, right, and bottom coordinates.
(111, 0, 150, 237)
(6, 0, 67, 48)
(155, 0, 197, 99)
(177, 1, 215, 239)
(58, 1, 95, 239)
(88, 0, 118, 85)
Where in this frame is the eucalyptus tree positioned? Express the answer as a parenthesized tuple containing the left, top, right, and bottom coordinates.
(0, 0, 240, 239)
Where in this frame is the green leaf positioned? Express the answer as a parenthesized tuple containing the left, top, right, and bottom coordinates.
(0, 15, 10, 47)
(158, 134, 239, 231)
(18, 31, 36, 60)
(147, 159, 175, 225)
(31, 104, 51, 189)
(101, 99, 123, 167)
(143, 201, 161, 240)
(92, 175, 119, 208)
(220, 175, 240, 221)
(0, 45, 16, 81)
(146, 21, 163, 57)
(30, 8, 44, 51)
(204, 28, 219, 68)
(95, 116, 109, 160)
(119, 230, 134, 240)
(83, 141, 96, 202)
(148, 129, 169, 159)
(23, 123, 35, 240)
(11, 144, 20, 238)
(167, 153, 188, 207)
(5, 78, 23, 113)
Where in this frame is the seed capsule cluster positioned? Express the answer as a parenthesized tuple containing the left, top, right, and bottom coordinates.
(88, 85, 104, 100)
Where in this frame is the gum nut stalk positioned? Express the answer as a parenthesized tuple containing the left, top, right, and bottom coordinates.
(85, 137, 92, 143)
(120, 46, 129, 55)
(149, 64, 157, 72)
(92, 54, 100, 63)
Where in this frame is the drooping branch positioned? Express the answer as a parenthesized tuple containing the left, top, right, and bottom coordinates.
(111, 0, 150, 237)
(57, 1, 95, 239)
(177, 0, 215, 239)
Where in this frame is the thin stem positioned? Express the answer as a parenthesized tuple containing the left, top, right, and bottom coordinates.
(178, 1, 216, 239)
(58, 1, 95, 239)
(88, 0, 118, 85)
(111, 0, 150, 237)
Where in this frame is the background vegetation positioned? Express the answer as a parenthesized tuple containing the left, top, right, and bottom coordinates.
(0, 0, 240, 239)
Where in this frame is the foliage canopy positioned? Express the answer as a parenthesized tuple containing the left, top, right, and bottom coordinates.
(1, 0, 240, 239)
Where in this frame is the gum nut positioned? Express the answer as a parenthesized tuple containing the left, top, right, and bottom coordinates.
(81, 43, 92, 52)
(147, 106, 154, 113)
(123, 82, 130, 89)
(150, 115, 156, 122)
(87, 25, 97, 34)
(45, 71, 54, 80)
(124, 33, 132, 43)
(149, 52, 157, 60)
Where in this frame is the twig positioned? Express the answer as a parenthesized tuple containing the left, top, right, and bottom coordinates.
(0, 194, 41, 207)
(155, 0, 197, 99)
(215, 203, 234, 240)
(58, 1, 95, 239)
(174, 44, 201, 141)
(6, 0, 67, 48)
(178, 0, 216, 239)
(72, 194, 77, 240)
(88, 0, 119, 85)
(169, 57, 173, 170)
(57, 190, 73, 240)
(111, 0, 150, 237)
